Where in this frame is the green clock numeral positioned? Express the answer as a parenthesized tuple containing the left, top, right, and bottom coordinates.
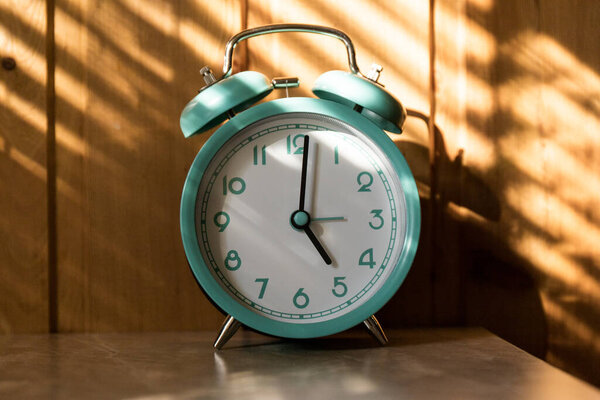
(255, 278, 268, 299)
(293, 288, 309, 309)
(357, 171, 373, 192)
(359, 248, 376, 269)
(222, 176, 246, 195)
(332, 276, 348, 297)
(286, 134, 305, 154)
(224, 250, 241, 271)
(213, 211, 230, 232)
(369, 209, 384, 230)
(253, 145, 267, 165)
(334, 145, 339, 164)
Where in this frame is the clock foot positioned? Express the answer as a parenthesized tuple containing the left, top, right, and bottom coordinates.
(363, 314, 388, 345)
(213, 315, 242, 350)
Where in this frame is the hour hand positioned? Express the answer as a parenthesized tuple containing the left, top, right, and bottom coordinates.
(303, 225, 332, 265)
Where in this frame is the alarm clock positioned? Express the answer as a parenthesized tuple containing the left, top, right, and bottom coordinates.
(179, 24, 420, 349)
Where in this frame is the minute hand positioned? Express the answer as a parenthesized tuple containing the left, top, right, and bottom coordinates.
(296, 135, 332, 265)
(298, 135, 310, 211)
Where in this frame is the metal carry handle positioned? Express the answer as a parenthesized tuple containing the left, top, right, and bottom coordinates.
(222, 24, 362, 78)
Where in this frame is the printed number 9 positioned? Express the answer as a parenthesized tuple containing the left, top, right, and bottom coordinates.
(214, 211, 230, 232)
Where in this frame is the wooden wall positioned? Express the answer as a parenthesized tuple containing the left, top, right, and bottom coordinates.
(1, 0, 599, 386)
(435, 0, 600, 385)
(0, 0, 48, 333)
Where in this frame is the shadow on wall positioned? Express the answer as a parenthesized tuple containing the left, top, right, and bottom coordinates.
(385, 108, 547, 359)
(460, 0, 600, 385)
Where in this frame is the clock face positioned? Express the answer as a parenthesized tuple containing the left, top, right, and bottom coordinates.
(181, 98, 420, 338)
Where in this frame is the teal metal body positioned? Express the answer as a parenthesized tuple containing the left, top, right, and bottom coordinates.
(180, 97, 420, 339)
(312, 70, 406, 133)
(180, 71, 273, 137)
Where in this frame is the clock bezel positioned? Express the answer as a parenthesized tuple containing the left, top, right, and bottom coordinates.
(180, 97, 420, 338)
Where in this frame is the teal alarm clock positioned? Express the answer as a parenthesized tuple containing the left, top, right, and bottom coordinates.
(179, 24, 420, 349)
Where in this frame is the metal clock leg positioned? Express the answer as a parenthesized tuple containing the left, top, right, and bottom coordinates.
(213, 315, 242, 350)
(363, 314, 389, 345)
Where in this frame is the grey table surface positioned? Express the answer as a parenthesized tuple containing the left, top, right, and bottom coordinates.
(0, 327, 598, 399)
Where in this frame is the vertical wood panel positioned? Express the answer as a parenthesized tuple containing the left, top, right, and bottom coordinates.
(435, 0, 600, 386)
(54, 0, 243, 332)
(0, 0, 48, 333)
(535, 0, 600, 385)
(247, 0, 433, 327)
(430, 0, 466, 325)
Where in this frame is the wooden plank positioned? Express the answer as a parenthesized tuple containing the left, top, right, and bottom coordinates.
(431, 0, 469, 325)
(535, 0, 600, 386)
(247, 0, 433, 326)
(0, 0, 48, 333)
(435, 0, 600, 387)
(54, 0, 243, 331)
(435, 0, 545, 346)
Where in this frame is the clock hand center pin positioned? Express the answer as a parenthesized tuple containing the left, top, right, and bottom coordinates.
(290, 135, 332, 265)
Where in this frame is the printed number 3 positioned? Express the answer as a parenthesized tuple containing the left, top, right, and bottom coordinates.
(369, 209, 384, 230)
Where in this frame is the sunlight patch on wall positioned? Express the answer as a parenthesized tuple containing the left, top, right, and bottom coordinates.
(318, 0, 430, 77)
(543, 294, 600, 355)
(0, 1, 45, 35)
(465, 75, 495, 120)
(55, 177, 81, 206)
(8, 146, 46, 182)
(505, 181, 600, 263)
(437, 3, 497, 66)
(120, 0, 176, 36)
(55, 66, 87, 112)
(464, 18, 496, 65)
(0, 24, 46, 85)
(187, 0, 242, 41)
(55, 120, 86, 157)
(539, 84, 600, 150)
(542, 139, 600, 212)
(55, 8, 135, 102)
(435, 0, 501, 171)
(0, 80, 46, 134)
(512, 234, 600, 305)
(498, 30, 600, 266)
(55, 6, 174, 85)
(511, 32, 600, 101)
(333, 0, 430, 110)
(179, 18, 225, 65)
(468, 0, 494, 13)
(91, 16, 174, 89)
(248, 0, 430, 111)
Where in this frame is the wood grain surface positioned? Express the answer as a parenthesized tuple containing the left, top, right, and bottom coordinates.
(53, 0, 243, 332)
(434, 0, 600, 386)
(0, 0, 48, 333)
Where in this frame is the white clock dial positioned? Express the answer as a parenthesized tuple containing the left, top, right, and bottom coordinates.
(195, 113, 407, 323)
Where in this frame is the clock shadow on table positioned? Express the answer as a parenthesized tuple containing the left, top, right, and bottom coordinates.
(222, 325, 487, 352)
